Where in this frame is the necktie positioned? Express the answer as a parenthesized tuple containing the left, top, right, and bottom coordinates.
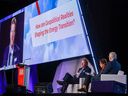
(10, 53, 13, 66)
(7, 52, 13, 66)
(7, 53, 11, 66)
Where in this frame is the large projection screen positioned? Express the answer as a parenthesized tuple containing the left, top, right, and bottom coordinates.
(0, 0, 93, 69)
(23, 0, 91, 65)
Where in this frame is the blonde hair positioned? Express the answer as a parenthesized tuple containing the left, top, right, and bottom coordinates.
(81, 57, 89, 65)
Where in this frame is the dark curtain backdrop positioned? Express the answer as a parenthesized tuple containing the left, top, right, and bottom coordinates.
(79, 0, 127, 73)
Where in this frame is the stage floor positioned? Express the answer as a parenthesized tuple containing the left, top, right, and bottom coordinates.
(2, 92, 127, 96)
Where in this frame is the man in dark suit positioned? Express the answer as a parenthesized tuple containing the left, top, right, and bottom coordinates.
(57, 58, 91, 93)
(3, 17, 21, 67)
(102, 51, 121, 74)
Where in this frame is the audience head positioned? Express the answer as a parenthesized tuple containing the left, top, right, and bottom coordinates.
(81, 57, 89, 68)
(109, 52, 117, 61)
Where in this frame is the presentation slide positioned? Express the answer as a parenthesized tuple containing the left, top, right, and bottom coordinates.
(23, 0, 90, 65)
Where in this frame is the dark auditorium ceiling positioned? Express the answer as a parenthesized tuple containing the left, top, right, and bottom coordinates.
(0, 0, 36, 19)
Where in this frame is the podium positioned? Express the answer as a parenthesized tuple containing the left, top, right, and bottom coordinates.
(16, 64, 25, 86)
(0, 64, 30, 94)
(16, 64, 30, 88)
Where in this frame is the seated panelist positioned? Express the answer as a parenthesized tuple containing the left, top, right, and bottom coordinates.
(57, 57, 91, 93)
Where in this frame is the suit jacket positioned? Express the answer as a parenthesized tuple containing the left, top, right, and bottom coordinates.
(77, 66, 91, 78)
(3, 44, 21, 67)
(101, 59, 121, 74)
